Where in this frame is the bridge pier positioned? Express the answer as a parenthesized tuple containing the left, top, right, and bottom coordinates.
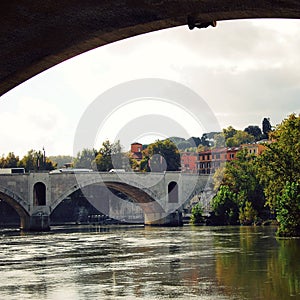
(144, 211, 183, 227)
(21, 213, 50, 232)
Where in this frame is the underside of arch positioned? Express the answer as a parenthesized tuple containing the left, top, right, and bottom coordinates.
(104, 182, 164, 215)
(2, 1, 300, 96)
(51, 181, 164, 216)
(0, 191, 30, 229)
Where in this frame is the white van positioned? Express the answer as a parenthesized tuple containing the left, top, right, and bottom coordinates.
(0, 168, 25, 174)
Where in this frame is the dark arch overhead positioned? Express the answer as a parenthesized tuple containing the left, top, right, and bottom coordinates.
(1, 1, 300, 96)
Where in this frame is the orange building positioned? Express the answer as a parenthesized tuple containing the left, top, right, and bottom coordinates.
(241, 143, 266, 156)
(181, 152, 198, 173)
(130, 142, 143, 161)
(197, 147, 240, 174)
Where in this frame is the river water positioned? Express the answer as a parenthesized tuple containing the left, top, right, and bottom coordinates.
(0, 225, 299, 300)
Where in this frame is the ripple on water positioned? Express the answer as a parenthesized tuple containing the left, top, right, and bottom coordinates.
(0, 225, 296, 300)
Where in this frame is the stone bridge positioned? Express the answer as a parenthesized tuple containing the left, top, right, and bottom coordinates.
(0, 171, 211, 231)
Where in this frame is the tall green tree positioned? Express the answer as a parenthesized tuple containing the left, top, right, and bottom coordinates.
(200, 133, 210, 147)
(95, 140, 124, 171)
(145, 139, 180, 172)
(187, 136, 202, 147)
(244, 125, 262, 141)
(258, 114, 300, 236)
(262, 117, 272, 138)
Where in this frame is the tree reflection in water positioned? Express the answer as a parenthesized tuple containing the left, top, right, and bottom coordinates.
(214, 226, 300, 299)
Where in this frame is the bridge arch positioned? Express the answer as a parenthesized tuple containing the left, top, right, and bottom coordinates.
(50, 178, 165, 217)
(2, 2, 300, 96)
(0, 188, 30, 229)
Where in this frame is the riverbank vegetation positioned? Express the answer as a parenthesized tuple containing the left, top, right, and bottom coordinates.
(201, 114, 300, 237)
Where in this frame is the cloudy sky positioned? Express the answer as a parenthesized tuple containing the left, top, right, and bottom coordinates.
(1, 19, 300, 157)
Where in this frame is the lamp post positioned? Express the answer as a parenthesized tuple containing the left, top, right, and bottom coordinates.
(43, 147, 46, 169)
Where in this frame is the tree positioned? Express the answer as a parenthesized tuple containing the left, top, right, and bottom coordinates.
(244, 125, 262, 141)
(146, 139, 180, 172)
(258, 114, 300, 236)
(0, 152, 19, 168)
(139, 157, 150, 172)
(262, 117, 272, 138)
(213, 133, 225, 148)
(211, 185, 239, 225)
(275, 181, 300, 237)
(223, 126, 237, 140)
(18, 149, 56, 171)
(226, 130, 255, 147)
(73, 148, 97, 169)
(213, 128, 255, 148)
(200, 133, 210, 147)
(258, 114, 300, 208)
(169, 136, 186, 146)
(177, 141, 192, 150)
(95, 140, 124, 171)
(190, 203, 204, 224)
(213, 149, 267, 225)
(187, 137, 202, 147)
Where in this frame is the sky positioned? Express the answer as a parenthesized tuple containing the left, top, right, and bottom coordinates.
(0, 18, 300, 157)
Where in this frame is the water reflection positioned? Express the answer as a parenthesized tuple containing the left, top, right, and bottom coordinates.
(214, 226, 300, 299)
(0, 226, 299, 299)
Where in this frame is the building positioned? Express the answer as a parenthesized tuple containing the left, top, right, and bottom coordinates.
(181, 152, 198, 173)
(241, 143, 266, 156)
(130, 142, 143, 161)
(197, 147, 240, 174)
(197, 143, 268, 174)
